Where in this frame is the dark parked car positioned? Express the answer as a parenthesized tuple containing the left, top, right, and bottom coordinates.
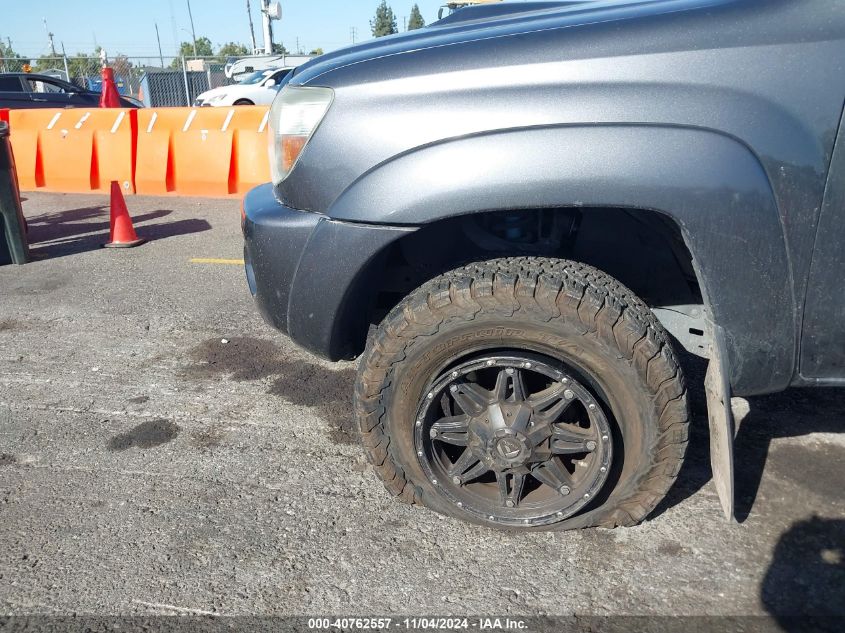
(0, 73, 141, 109)
(242, 0, 845, 530)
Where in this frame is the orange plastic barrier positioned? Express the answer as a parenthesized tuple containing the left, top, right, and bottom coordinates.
(231, 107, 272, 194)
(171, 107, 235, 196)
(135, 108, 186, 195)
(92, 109, 137, 194)
(38, 110, 93, 192)
(8, 108, 136, 193)
(7, 109, 61, 190)
(11, 105, 271, 197)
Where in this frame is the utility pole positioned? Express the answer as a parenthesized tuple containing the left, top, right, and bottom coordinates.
(350, 27, 357, 44)
(246, 0, 257, 53)
(185, 0, 198, 56)
(296, 37, 300, 54)
(42, 18, 57, 56)
(261, 0, 274, 54)
(155, 23, 165, 67)
(404, 16, 407, 32)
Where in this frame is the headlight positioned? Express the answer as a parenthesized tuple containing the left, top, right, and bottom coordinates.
(207, 93, 226, 103)
(268, 86, 334, 185)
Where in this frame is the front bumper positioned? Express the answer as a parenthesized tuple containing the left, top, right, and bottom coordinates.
(242, 183, 414, 360)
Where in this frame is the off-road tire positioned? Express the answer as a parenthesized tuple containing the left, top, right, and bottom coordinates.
(354, 257, 689, 529)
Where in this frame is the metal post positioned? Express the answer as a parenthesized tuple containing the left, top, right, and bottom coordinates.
(181, 55, 191, 106)
(246, 0, 258, 53)
(61, 44, 70, 83)
(155, 23, 165, 68)
(186, 0, 198, 57)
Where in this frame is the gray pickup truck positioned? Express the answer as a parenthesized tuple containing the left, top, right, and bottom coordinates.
(242, 0, 845, 530)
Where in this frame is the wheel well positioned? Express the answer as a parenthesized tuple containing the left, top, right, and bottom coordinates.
(344, 207, 704, 357)
(234, 98, 254, 105)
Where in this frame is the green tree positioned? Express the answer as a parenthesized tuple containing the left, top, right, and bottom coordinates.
(179, 36, 213, 58)
(33, 54, 64, 73)
(370, 1, 398, 37)
(169, 37, 214, 68)
(0, 42, 30, 72)
(272, 42, 289, 55)
(408, 4, 425, 30)
(218, 42, 250, 58)
(309, 48, 324, 56)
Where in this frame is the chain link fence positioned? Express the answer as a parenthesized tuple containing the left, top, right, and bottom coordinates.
(1, 54, 313, 107)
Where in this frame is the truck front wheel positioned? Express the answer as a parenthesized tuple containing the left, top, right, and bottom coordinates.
(355, 257, 689, 529)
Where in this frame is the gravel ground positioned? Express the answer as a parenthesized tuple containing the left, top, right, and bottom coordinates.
(0, 193, 843, 621)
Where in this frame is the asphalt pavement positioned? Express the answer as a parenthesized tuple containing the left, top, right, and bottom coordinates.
(0, 193, 843, 622)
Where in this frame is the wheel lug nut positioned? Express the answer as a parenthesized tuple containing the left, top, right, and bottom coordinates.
(584, 493, 590, 499)
(452, 476, 461, 485)
(559, 485, 571, 495)
(451, 371, 459, 378)
(431, 479, 438, 485)
(586, 440, 597, 451)
(417, 450, 423, 456)
(449, 384, 457, 392)
(524, 362, 532, 369)
(600, 466, 607, 473)
(430, 429, 438, 438)
(486, 359, 495, 366)
(588, 403, 597, 411)
(602, 435, 609, 441)
(562, 377, 570, 384)
(427, 392, 434, 399)
(505, 499, 515, 508)
(564, 389, 575, 400)
(416, 419, 422, 427)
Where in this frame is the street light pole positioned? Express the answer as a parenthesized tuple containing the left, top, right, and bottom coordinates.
(155, 23, 165, 68)
(185, 0, 198, 56)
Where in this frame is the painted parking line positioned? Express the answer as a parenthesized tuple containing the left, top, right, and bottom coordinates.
(189, 258, 245, 265)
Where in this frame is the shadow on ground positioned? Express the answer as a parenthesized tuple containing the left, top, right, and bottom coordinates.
(24, 205, 211, 258)
(762, 515, 845, 630)
(652, 352, 845, 522)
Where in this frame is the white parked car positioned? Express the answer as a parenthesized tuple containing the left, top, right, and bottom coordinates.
(194, 68, 294, 107)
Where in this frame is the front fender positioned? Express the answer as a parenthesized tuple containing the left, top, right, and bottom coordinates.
(329, 125, 794, 395)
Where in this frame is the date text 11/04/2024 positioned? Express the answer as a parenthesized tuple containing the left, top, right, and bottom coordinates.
(306, 617, 528, 630)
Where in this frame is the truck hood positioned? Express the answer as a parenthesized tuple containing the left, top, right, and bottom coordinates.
(294, 0, 732, 85)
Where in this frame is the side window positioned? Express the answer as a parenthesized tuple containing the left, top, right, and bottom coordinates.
(0, 77, 24, 92)
(26, 78, 66, 94)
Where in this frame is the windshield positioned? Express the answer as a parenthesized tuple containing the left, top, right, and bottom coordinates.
(238, 70, 271, 85)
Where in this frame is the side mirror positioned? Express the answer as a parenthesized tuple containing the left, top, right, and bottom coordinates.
(265, 79, 277, 88)
(438, 8, 444, 19)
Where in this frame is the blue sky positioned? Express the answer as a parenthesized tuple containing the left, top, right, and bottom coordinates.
(1, 0, 503, 58)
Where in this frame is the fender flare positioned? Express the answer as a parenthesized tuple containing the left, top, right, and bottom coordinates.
(328, 124, 796, 396)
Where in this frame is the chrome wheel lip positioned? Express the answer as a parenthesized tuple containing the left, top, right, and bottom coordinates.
(414, 353, 614, 528)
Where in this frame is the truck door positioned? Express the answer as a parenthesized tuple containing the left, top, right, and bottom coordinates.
(800, 109, 845, 381)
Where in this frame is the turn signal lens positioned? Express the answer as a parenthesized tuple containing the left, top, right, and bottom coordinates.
(269, 86, 334, 185)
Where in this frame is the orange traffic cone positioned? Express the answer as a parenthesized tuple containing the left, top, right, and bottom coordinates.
(99, 67, 121, 108)
(104, 181, 145, 248)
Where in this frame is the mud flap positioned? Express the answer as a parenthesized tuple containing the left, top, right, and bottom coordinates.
(704, 321, 735, 521)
